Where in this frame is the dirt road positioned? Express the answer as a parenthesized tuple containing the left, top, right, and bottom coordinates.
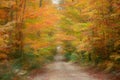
(32, 54, 106, 80)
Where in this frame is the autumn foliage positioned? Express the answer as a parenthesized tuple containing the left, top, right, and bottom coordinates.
(0, 0, 120, 80)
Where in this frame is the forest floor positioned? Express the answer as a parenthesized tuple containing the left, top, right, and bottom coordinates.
(30, 54, 109, 80)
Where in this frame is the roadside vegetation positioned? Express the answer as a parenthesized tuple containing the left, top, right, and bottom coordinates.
(0, 0, 120, 80)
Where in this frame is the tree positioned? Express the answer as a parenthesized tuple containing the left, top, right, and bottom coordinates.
(40, 0, 43, 7)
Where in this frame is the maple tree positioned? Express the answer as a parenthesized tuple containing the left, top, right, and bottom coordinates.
(60, 0, 120, 71)
(0, 0, 120, 80)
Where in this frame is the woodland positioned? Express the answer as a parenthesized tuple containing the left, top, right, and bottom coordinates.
(0, 0, 120, 80)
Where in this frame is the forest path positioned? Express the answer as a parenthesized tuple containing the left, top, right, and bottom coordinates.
(32, 54, 106, 80)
